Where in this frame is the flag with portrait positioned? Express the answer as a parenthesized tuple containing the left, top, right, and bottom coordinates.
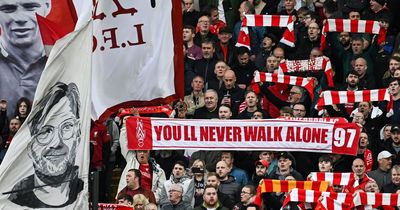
(0, 21, 92, 209)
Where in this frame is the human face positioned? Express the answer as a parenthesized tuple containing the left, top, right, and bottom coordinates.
(263, 36, 273, 50)
(352, 112, 365, 125)
(245, 92, 258, 108)
(365, 182, 379, 192)
(218, 32, 231, 44)
(259, 151, 274, 162)
(218, 106, 232, 120)
(221, 153, 233, 167)
(252, 111, 263, 119)
(29, 98, 79, 180)
(214, 62, 227, 78)
(198, 16, 210, 32)
(238, 53, 249, 66)
(191, 77, 204, 91)
(266, 56, 279, 72)
(183, 0, 193, 11)
(346, 74, 359, 88)
(352, 159, 365, 177)
(349, 11, 360, 20)
(358, 102, 371, 117)
(292, 104, 306, 117)
(136, 150, 150, 164)
(19, 101, 28, 115)
(392, 131, 400, 145)
(288, 86, 302, 104)
(339, 32, 350, 46)
(278, 157, 291, 172)
(384, 125, 392, 140)
(240, 187, 253, 203)
(126, 171, 137, 189)
(223, 71, 236, 89)
(216, 161, 230, 179)
(310, 48, 322, 59)
(379, 157, 392, 171)
(172, 163, 185, 178)
(354, 59, 367, 77)
(389, 59, 400, 74)
(255, 164, 267, 176)
(0, 0, 49, 49)
(284, 0, 295, 11)
(203, 187, 218, 207)
(9, 118, 21, 134)
(370, 0, 383, 12)
(304, 15, 314, 27)
(182, 28, 194, 42)
(389, 80, 400, 96)
(273, 48, 285, 61)
(207, 175, 220, 188)
(307, 23, 320, 40)
(359, 132, 368, 149)
(318, 161, 332, 172)
(118, 198, 132, 206)
(204, 91, 218, 110)
(392, 169, 400, 185)
(210, 9, 219, 24)
(202, 43, 215, 59)
(351, 40, 364, 55)
(169, 185, 183, 203)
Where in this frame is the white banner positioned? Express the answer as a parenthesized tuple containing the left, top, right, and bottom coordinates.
(126, 117, 360, 155)
(0, 22, 92, 209)
(91, 0, 182, 120)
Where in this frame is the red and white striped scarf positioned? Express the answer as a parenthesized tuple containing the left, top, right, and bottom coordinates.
(316, 196, 352, 210)
(252, 71, 315, 100)
(320, 19, 386, 51)
(353, 192, 400, 208)
(316, 89, 393, 115)
(282, 188, 354, 208)
(309, 172, 355, 186)
(236, 14, 295, 48)
(278, 56, 334, 87)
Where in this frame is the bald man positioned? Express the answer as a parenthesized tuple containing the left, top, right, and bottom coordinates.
(217, 70, 245, 117)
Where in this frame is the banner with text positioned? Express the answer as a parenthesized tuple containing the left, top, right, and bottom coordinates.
(126, 117, 360, 155)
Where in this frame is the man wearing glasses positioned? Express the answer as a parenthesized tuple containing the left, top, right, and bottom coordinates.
(8, 82, 83, 208)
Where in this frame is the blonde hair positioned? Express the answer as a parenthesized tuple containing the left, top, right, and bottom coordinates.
(132, 194, 149, 207)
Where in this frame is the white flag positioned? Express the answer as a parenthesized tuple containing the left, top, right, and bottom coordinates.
(0, 21, 92, 209)
(91, 0, 183, 120)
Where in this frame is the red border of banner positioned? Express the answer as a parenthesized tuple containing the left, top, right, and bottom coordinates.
(98, 0, 183, 121)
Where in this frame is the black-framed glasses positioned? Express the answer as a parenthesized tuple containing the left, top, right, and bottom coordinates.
(34, 118, 77, 145)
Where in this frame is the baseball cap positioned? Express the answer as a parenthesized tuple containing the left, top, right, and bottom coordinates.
(218, 27, 232, 34)
(277, 152, 294, 162)
(391, 125, 400, 133)
(255, 159, 270, 168)
(377, 151, 394, 161)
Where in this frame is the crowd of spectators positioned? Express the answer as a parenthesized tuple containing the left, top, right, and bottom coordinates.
(1, 0, 400, 209)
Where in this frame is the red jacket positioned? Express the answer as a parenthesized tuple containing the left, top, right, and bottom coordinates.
(90, 122, 110, 169)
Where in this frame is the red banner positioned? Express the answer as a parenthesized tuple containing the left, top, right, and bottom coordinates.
(126, 117, 360, 155)
(96, 203, 133, 210)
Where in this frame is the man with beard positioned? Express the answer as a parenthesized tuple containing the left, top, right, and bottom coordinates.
(231, 47, 257, 89)
(385, 125, 400, 165)
(118, 125, 166, 203)
(250, 159, 269, 187)
(194, 185, 229, 210)
(0, 118, 21, 164)
(218, 105, 232, 120)
(194, 40, 219, 90)
(217, 70, 245, 117)
(118, 169, 156, 204)
(8, 83, 83, 208)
